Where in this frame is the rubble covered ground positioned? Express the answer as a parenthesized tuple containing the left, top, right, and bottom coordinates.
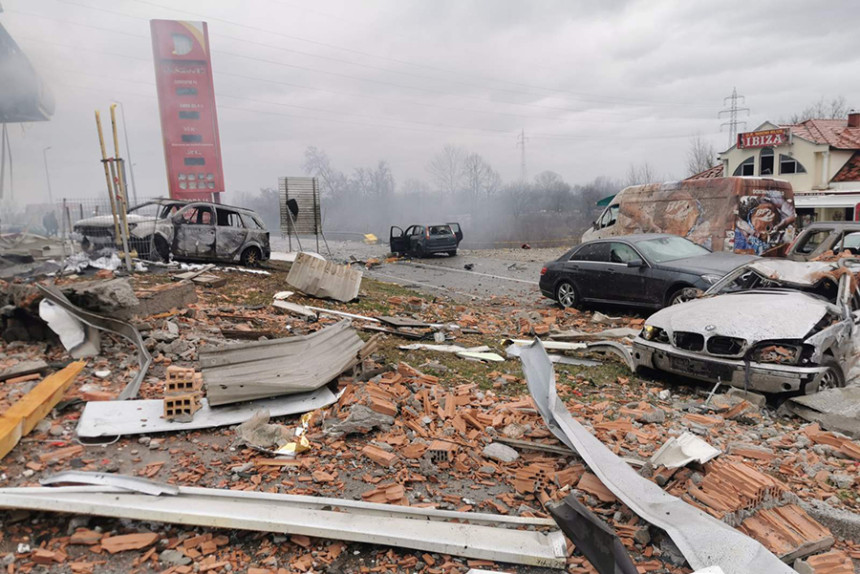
(0, 248, 859, 574)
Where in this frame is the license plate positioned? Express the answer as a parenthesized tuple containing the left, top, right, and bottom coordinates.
(670, 356, 733, 380)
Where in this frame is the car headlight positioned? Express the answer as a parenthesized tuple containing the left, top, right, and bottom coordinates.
(750, 343, 802, 364)
(701, 273, 723, 285)
(641, 325, 668, 343)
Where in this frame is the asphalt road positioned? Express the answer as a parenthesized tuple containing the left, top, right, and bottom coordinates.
(271, 238, 556, 302)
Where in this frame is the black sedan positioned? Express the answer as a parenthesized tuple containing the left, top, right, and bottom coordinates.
(539, 234, 757, 309)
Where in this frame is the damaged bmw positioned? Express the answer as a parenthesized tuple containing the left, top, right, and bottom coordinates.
(632, 259, 860, 394)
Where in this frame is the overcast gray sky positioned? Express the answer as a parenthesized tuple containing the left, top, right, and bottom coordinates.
(2, 0, 859, 204)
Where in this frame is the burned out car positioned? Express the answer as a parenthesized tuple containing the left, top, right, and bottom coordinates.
(633, 259, 860, 394)
(73, 199, 270, 266)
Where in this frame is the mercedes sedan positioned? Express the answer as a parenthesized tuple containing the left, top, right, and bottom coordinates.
(539, 234, 756, 310)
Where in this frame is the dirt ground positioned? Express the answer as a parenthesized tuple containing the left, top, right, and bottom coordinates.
(0, 252, 858, 573)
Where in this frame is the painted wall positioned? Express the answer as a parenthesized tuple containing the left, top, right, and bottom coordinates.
(719, 122, 856, 192)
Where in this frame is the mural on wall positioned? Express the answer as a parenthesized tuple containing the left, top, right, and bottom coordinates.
(733, 189, 797, 255)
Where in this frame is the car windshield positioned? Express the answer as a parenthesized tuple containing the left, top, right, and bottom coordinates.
(709, 266, 841, 304)
(633, 236, 710, 263)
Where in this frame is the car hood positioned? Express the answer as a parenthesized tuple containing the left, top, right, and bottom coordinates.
(655, 252, 758, 276)
(646, 291, 835, 341)
(74, 214, 161, 228)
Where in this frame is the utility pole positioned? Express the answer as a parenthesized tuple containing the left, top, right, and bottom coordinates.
(516, 129, 529, 182)
(719, 87, 750, 148)
(42, 146, 53, 206)
(113, 101, 138, 205)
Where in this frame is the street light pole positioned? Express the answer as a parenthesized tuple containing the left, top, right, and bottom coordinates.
(113, 100, 138, 205)
(42, 146, 53, 206)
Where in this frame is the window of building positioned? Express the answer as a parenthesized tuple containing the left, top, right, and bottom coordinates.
(184, 157, 205, 166)
(176, 87, 198, 96)
(760, 147, 774, 175)
(779, 154, 807, 174)
(181, 134, 203, 143)
(179, 111, 200, 120)
(733, 157, 755, 176)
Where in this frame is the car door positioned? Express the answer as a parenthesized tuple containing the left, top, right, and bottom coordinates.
(447, 222, 463, 243)
(390, 226, 407, 254)
(173, 204, 215, 260)
(601, 242, 650, 303)
(564, 242, 610, 300)
(408, 225, 425, 253)
(215, 208, 248, 260)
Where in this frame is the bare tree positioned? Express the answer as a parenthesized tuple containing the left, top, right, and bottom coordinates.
(785, 96, 850, 124)
(686, 135, 718, 177)
(624, 163, 659, 187)
(462, 152, 501, 200)
(302, 146, 347, 198)
(427, 145, 466, 194)
(533, 171, 572, 212)
(400, 178, 431, 195)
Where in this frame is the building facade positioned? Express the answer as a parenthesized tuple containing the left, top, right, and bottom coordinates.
(690, 113, 860, 223)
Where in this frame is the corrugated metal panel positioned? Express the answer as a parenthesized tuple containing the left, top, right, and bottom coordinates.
(279, 176, 321, 235)
(201, 320, 363, 406)
(286, 252, 362, 302)
(518, 339, 795, 574)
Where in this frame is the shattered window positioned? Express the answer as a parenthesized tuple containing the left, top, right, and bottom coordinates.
(217, 209, 244, 228)
(571, 242, 610, 262)
(779, 154, 806, 174)
(428, 225, 453, 236)
(599, 205, 618, 228)
(242, 213, 266, 230)
(760, 147, 774, 175)
(733, 157, 755, 176)
(633, 236, 709, 263)
(842, 232, 860, 250)
(609, 242, 639, 263)
(794, 229, 831, 254)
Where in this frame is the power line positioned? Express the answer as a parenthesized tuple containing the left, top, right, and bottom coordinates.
(56, 0, 715, 109)
(10, 6, 663, 126)
(15, 6, 664, 119)
(719, 87, 750, 148)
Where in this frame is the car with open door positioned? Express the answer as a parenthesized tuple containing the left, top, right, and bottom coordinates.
(539, 234, 756, 310)
(390, 223, 462, 257)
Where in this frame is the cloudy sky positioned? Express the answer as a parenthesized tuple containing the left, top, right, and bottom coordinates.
(2, 0, 859, 204)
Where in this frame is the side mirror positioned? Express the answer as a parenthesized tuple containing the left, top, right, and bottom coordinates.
(592, 221, 599, 229)
(627, 258, 644, 268)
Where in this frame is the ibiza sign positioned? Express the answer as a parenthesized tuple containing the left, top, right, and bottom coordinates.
(737, 128, 789, 149)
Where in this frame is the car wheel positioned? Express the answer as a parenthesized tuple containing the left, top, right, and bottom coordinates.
(241, 246, 262, 267)
(80, 237, 93, 253)
(415, 245, 425, 258)
(447, 250, 457, 257)
(555, 280, 578, 309)
(817, 356, 845, 391)
(668, 286, 699, 306)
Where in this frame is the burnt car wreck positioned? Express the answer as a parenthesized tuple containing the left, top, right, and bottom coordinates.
(74, 199, 271, 266)
(633, 259, 860, 394)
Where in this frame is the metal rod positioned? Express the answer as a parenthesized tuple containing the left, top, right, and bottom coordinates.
(94, 111, 122, 246)
(113, 100, 138, 205)
(109, 104, 134, 273)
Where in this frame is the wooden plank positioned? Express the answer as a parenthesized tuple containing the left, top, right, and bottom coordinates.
(0, 417, 24, 461)
(0, 361, 86, 461)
